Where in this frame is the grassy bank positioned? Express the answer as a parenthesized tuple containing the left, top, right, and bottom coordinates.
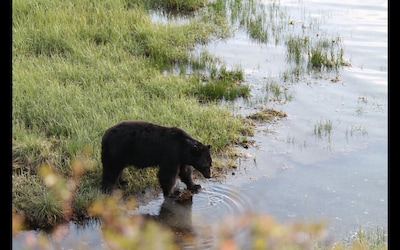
(12, 0, 254, 228)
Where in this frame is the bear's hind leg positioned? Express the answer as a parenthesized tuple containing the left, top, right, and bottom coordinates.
(179, 165, 201, 193)
(101, 164, 123, 193)
(117, 171, 129, 187)
(158, 167, 179, 198)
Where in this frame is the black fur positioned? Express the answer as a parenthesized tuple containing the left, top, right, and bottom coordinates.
(101, 120, 212, 197)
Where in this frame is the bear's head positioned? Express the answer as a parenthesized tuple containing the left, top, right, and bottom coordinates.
(188, 143, 212, 178)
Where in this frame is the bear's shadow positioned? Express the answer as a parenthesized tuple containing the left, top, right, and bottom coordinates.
(142, 190, 215, 248)
(143, 197, 196, 244)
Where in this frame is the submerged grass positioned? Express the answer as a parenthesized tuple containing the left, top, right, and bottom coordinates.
(313, 118, 333, 139)
(286, 35, 347, 74)
(136, 0, 208, 12)
(247, 109, 287, 122)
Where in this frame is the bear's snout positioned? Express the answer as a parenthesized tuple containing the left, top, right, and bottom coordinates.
(202, 169, 212, 178)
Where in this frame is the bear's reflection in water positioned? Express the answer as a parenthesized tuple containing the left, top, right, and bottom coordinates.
(143, 195, 215, 249)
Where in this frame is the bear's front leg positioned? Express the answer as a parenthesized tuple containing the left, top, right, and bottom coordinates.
(179, 165, 202, 194)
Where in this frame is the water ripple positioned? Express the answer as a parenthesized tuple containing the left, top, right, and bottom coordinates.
(135, 182, 254, 249)
(191, 183, 253, 225)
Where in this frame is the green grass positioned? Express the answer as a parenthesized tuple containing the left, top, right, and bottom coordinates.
(285, 35, 347, 72)
(134, 0, 208, 12)
(195, 65, 250, 101)
(313, 118, 333, 139)
(246, 109, 287, 122)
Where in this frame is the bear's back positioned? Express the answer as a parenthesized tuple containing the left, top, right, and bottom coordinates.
(102, 120, 198, 153)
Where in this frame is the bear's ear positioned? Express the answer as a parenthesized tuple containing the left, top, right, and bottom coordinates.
(192, 145, 201, 155)
(207, 145, 211, 149)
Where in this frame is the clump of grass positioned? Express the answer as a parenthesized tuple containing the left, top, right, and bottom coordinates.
(264, 79, 293, 103)
(143, 0, 208, 12)
(332, 226, 387, 250)
(13, 176, 65, 229)
(196, 65, 250, 101)
(308, 37, 345, 70)
(246, 109, 287, 122)
(313, 118, 333, 139)
(13, 162, 82, 229)
(286, 35, 308, 65)
(345, 125, 368, 142)
(247, 15, 269, 43)
(285, 35, 349, 75)
(221, 0, 279, 43)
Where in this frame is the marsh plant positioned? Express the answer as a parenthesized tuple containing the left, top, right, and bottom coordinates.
(246, 109, 287, 123)
(286, 135, 296, 146)
(208, 0, 349, 80)
(313, 118, 333, 139)
(141, 0, 208, 12)
(286, 35, 347, 76)
(195, 65, 250, 101)
(312, 118, 334, 150)
(264, 79, 294, 104)
(345, 125, 368, 142)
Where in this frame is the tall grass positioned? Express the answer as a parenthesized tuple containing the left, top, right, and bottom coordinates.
(134, 0, 208, 12)
(195, 65, 250, 101)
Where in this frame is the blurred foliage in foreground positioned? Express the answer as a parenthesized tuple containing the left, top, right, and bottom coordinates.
(12, 162, 387, 250)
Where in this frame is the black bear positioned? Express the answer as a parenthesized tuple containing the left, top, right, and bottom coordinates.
(100, 120, 212, 197)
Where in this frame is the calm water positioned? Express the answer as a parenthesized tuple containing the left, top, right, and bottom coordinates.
(206, 0, 388, 239)
(13, 0, 388, 248)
